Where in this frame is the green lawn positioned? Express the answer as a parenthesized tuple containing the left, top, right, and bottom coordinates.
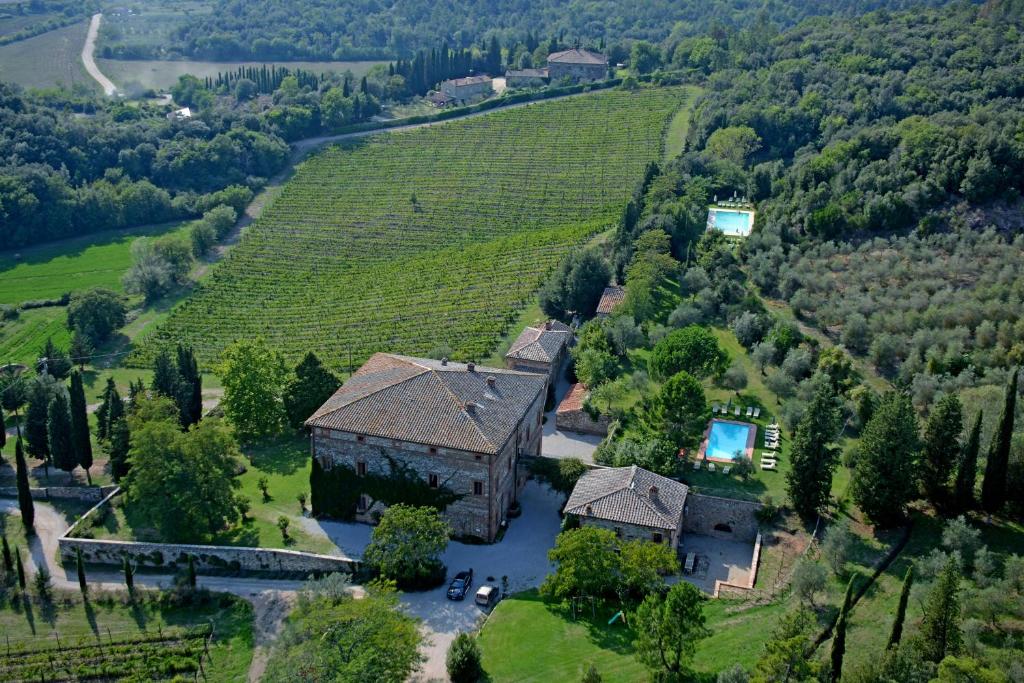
(0, 592, 254, 682)
(664, 85, 703, 161)
(0, 222, 189, 305)
(0, 306, 70, 366)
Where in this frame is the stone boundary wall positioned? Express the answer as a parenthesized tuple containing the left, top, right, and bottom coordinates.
(0, 485, 118, 502)
(59, 488, 359, 578)
(682, 493, 762, 543)
(555, 408, 610, 436)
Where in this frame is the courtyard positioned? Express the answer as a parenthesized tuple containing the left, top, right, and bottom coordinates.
(676, 533, 757, 594)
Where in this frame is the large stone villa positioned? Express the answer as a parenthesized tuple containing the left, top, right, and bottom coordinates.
(306, 353, 546, 542)
(547, 48, 609, 82)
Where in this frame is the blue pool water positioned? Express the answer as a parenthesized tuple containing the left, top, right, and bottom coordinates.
(707, 208, 754, 237)
(706, 420, 755, 461)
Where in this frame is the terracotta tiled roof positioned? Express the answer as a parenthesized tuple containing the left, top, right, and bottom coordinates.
(596, 285, 626, 315)
(305, 354, 545, 454)
(443, 75, 492, 87)
(547, 49, 608, 66)
(556, 383, 588, 414)
(505, 321, 572, 363)
(565, 466, 688, 530)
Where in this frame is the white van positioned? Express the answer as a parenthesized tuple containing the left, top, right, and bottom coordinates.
(475, 585, 497, 608)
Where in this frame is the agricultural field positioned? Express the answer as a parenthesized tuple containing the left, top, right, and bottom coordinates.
(0, 306, 70, 366)
(138, 86, 695, 371)
(0, 222, 189, 305)
(0, 20, 95, 90)
(97, 58, 387, 91)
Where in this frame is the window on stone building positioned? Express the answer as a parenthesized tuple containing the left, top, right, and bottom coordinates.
(652, 532, 663, 543)
(473, 481, 484, 495)
(356, 461, 367, 476)
(429, 446, 438, 454)
(356, 434, 365, 442)
(429, 473, 439, 488)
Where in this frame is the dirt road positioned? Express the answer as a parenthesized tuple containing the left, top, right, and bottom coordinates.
(82, 14, 116, 96)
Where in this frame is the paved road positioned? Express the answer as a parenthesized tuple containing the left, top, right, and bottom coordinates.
(82, 14, 116, 96)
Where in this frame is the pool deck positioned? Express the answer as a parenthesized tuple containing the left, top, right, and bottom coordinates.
(697, 418, 757, 464)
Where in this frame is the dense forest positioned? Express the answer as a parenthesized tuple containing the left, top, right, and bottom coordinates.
(146, 0, 967, 61)
(610, 0, 1024, 407)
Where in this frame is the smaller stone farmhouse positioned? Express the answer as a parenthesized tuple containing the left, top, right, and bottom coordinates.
(565, 465, 689, 549)
(555, 383, 611, 436)
(547, 49, 609, 82)
(595, 285, 626, 318)
(504, 320, 573, 385)
(505, 68, 550, 88)
(306, 353, 546, 542)
(439, 75, 493, 104)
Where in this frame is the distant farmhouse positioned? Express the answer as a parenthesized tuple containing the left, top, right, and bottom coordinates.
(438, 75, 493, 104)
(306, 353, 546, 542)
(167, 107, 192, 121)
(565, 465, 689, 549)
(505, 68, 550, 89)
(547, 49, 609, 82)
(504, 320, 573, 386)
(595, 285, 625, 318)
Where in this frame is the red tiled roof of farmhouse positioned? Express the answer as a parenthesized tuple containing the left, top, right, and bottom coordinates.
(596, 285, 626, 315)
(505, 320, 572, 363)
(547, 48, 608, 65)
(565, 466, 688, 529)
(445, 75, 492, 87)
(556, 383, 587, 415)
(305, 353, 545, 454)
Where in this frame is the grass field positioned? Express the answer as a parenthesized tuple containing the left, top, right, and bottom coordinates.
(0, 592, 253, 681)
(0, 306, 70, 366)
(97, 58, 387, 91)
(137, 86, 697, 371)
(664, 87, 702, 161)
(0, 222, 189, 305)
(0, 20, 95, 90)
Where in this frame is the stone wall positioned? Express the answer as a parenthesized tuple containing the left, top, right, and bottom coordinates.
(556, 406, 610, 436)
(59, 537, 358, 577)
(682, 493, 762, 543)
(548, 62, 608, 82)
(0, 485, 118, 502)
(579, 516, 681, 550)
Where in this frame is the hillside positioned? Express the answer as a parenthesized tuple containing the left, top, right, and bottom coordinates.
(136, 87, 695, 369)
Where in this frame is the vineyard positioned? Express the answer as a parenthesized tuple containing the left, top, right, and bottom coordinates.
(137, 86, 693, 370)
(0, 626, 212, 682)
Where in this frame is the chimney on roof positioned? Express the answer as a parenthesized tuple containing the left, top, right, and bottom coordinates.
(465, 401, 477, 414)
(441, 357, 448, 366)
(467, 362, 475, 372)
(545, 320, 552, 330)
(486, 376, 496, 387)
(649, 485, 659, 500)
(585, 505, 593, 516)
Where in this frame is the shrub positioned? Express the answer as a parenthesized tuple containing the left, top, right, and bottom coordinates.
(446, 632, 484, 683)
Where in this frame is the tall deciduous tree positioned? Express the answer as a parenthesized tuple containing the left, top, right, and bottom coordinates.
(363, 504, 451, 587)
(752, 608, 823, 682)
(539, 248, 611, 321)
(15, 438, 34, 534)
(68, 371, 93, 484)
(633, 581, 710, 680)
(38, 337, 71, 380)
(887, 566, 913, 649)
(217, 337, 288, 441)
(66, 287, 126, 346)
(283, 352, 341, 429)
(47, 391, 76, 475)
(851, 392, 921, 526)
(919, 556, 962, 663)
(981, 368, 1017, 514)
(541, 526, 621, 602)
(786, 382, 841, 520)
(649, 325, 728, 381)
(641, 370, 706, 448)
(920, 393, 963, 506)
(953, 411, 982, 513)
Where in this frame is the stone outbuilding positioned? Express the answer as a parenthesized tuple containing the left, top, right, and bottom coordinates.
(547, 49, 609, 82)
(595, 285, 625, 318)
(505, 68, 550, 88)
(439, 75, 493, 103)
(565, 465, 689, 549)
(504, 320, 573, 385)
(555, 383, 611, 436)
(306, 353, 546, 542)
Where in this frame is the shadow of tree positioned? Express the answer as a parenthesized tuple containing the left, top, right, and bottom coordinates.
(243, 434, 309, 476)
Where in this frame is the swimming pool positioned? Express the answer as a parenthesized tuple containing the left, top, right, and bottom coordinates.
(707, 208, 755, 237)
(701, 419, 756, 462)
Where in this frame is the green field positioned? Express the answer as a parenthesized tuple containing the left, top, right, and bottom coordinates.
(0, 306, 70, 366)
(0, 20, 95, 90)
(0, 222, 189, 305)
(97, 58, 387, 91)
(138, 86, 696, 371)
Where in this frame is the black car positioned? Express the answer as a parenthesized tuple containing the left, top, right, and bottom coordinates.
(447, 569, 474, 600)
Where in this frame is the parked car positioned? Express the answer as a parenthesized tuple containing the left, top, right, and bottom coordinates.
(447, 569, 474, 600)
(475, 584, 497, 608)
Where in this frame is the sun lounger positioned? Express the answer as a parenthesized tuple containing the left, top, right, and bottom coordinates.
(712, 404, 719, 414)
(746, 407, 754, 417)
(684, 552, 696, 574)
(708, 463, 716, 472)
(761, 461, 777, 471)
(723, 466, 731, 475)
(734, 407, 741, 416)
(693, 460, 701, 470)
(753, 408, 761, 418)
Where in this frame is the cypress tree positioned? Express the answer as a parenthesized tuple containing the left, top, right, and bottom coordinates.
(953, 411, 982, 512)
(851, 392, 921, 526)
(69, 371, 93, 484)
(310, 454, 325, 515)
(47, 392, 76, 475)
(888, 566, 913, 649)
(95, 377, 114, 441)
(830, 578, 854, 683)
(786, 382, 841, 520)
(123, 556, 134, 592)
(15, 547, 25, 589)
(24, 379, 51, 464)
(76, 547, 87, 595)
(15, 437, 34, 534)
(175, 345, 202, 427)
(919, 556, 962, 663)
(981, 368, 1017, 514)
(1, 534, 11, 573)
(151, 349, 180, 400)
(920, 393, 962, 505)
(109, 418, 131, 482)
(0, 408, 5, 449)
